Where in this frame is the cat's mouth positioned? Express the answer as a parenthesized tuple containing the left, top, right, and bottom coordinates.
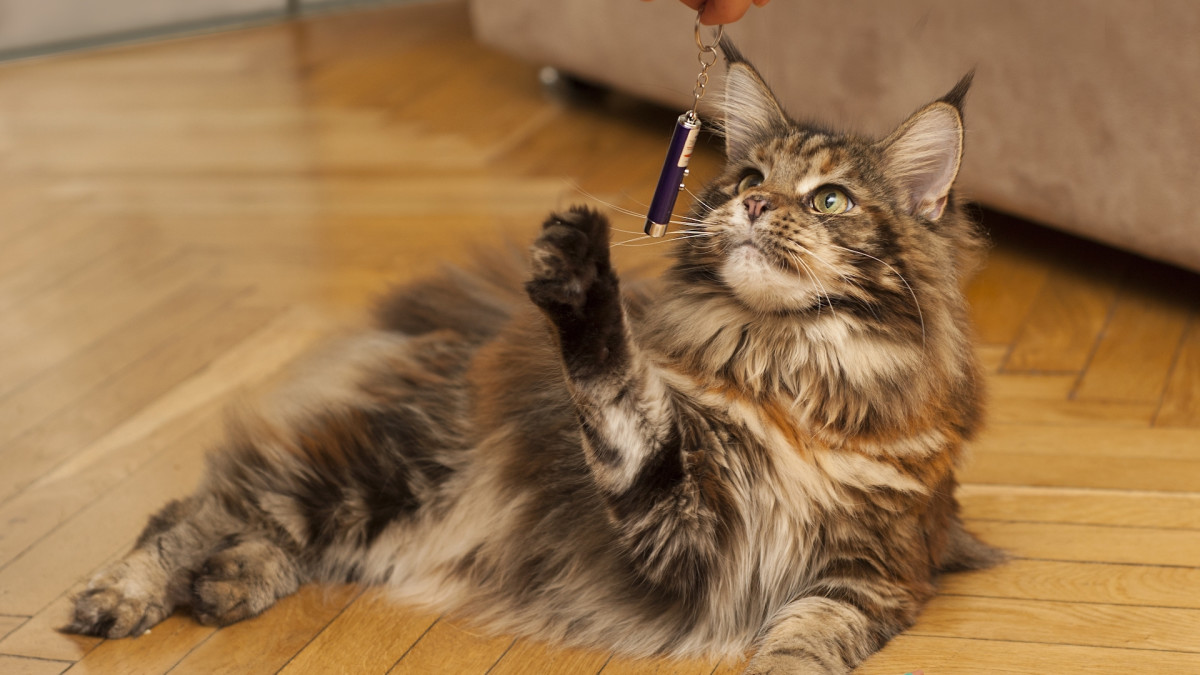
(719, 236, 838, 313)
(728, 234, 799, 274)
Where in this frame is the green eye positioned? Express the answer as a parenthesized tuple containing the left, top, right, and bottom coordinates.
(737, 171, 764, 193)
(812, 186, 853, 214)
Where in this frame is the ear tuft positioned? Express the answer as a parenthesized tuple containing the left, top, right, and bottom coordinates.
(882, 101, 964, 221)
(718, 35, 746, 65)
(939, 70, 974, 115)
(717, 49, 788, 160)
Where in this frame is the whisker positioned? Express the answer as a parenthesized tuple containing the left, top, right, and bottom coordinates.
(829, 244, 926, 348)
(684, 187, 717, 214)
(613, 233, 714, 248)
(611, 226, 648, 236)
(797, 253, 838, 320)
(619, 193, 705, 223)
(791, 244, 881, 322)
(610, 235, 654, 248)
(570, 181, 707, 226)
(780, 248, 834, 320)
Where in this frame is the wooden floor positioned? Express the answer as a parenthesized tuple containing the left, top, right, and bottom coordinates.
(0, 2, 1197, 673)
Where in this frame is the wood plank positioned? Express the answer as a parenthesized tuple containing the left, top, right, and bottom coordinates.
(0, 307, 330, 570)
(0, 209, 100, 303)
(0, 303, 273, 504)
(70, 176, 568, 220)
(1157, 316, 1200, 427)
(965, 520, 1200, 567)
(0, 615, 25, 641)
(0, 408, 218, 573)
(0, 284, 246, 461)
(909, 595, 1200, 653)
(966, 425, 1200, 491)
(387, 618, 514, 674)
(0, 420, 215, 615)
(987, 397, 1156, 426)
(983, 373, 1156, 425)
(963, 220, 1049, 346)
(1074, 281, 1190, 403)
(167, 585, 360, 675)
(492, 98, 670, 197)
(0, 249, 204, 401)
(0, 559, 118, 661)
(0, 182, 68, 250)
(973, 424, 1200, 460)
(0, 215, 129, 313)
(709, 656, 749, 675)
(860, 634, 1200, 675)
(488, 638, 611, 675)
(64, 614, 214, 675)
(975, 344, 1008, 373)
(988, 373, 1076, 399)
(1004, 263, 1121, 373)
(965, 452, 1200, 492)
(958, 484, 1200, 530)
(599, 654, 722, 675)
(277, 591, 437, 675)
(939, 558, 1200, 609)
(979, 369, 1156, 422)
(0, 655, 70, 675)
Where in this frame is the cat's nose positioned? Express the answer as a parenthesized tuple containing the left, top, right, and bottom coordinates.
(743, 195, 772, 222)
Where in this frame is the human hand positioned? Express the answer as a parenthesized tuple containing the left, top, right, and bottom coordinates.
(645, 0, 770, 25)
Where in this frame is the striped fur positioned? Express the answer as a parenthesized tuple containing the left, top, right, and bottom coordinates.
(66, 54, 1001, 673)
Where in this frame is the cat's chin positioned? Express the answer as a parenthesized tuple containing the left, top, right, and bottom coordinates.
(720, 244, 826, 314)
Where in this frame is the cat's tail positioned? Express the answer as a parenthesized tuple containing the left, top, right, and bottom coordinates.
(374, 243, 529, 339)
(938, 517, 1007, 573)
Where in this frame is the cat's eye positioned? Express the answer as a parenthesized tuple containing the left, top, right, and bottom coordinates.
(812, 186, 853, 214)
(736, 171, 764, 194)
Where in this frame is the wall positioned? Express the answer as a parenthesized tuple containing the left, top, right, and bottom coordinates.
(0, 0, 288, 56)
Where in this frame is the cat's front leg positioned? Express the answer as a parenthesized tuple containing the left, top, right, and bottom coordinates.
(527, 208, 728, 588)
(526, 206, 674, 493)
(746, 594, 917, 675)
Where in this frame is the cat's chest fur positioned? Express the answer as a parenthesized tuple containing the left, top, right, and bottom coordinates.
(681, 375, 931, 511)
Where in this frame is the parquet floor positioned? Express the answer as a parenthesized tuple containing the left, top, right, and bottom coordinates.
(0, 2, 1196, 673)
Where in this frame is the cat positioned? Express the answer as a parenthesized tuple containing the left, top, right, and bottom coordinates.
(65, 44, 1002, 674)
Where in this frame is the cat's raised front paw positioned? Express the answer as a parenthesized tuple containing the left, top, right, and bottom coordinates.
(525, 206, 612, 314)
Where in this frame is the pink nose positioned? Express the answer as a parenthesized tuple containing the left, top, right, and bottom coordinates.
(744, 195, 771, 222)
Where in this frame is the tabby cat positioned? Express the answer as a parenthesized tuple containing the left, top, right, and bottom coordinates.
(66, 45, 1002, 673)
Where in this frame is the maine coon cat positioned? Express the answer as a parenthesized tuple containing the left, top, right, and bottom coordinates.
(66, 45, 1001, 673)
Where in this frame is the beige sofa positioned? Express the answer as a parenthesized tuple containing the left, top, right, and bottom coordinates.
(470, 0, 1200, 273)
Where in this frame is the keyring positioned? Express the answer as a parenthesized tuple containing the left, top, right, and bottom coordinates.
(694, 15, 724, 53)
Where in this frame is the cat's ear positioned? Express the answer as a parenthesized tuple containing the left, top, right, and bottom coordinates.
(717, 40, 788, 160)
(881, 72, 972, 221)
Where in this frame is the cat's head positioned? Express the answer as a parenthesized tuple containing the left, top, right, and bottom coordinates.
(678, 44, 983, 344)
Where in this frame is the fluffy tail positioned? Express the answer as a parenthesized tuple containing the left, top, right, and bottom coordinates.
(938, 517, 1007, 573)
(373, 244, 528, 339)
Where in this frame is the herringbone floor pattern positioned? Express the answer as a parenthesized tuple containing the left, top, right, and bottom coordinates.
(0, 2, 1196, 673)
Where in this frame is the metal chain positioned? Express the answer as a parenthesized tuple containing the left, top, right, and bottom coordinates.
(688, 15, 723, 123)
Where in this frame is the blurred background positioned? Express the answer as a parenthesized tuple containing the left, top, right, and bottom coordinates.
(0, 2, 1195, 674)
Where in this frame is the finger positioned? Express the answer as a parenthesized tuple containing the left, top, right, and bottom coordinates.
(698, 1, 752, 25)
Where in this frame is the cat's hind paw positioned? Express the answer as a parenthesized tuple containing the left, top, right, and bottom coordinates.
(63, 559, 172, 638)
(190, 536, 299, 626)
